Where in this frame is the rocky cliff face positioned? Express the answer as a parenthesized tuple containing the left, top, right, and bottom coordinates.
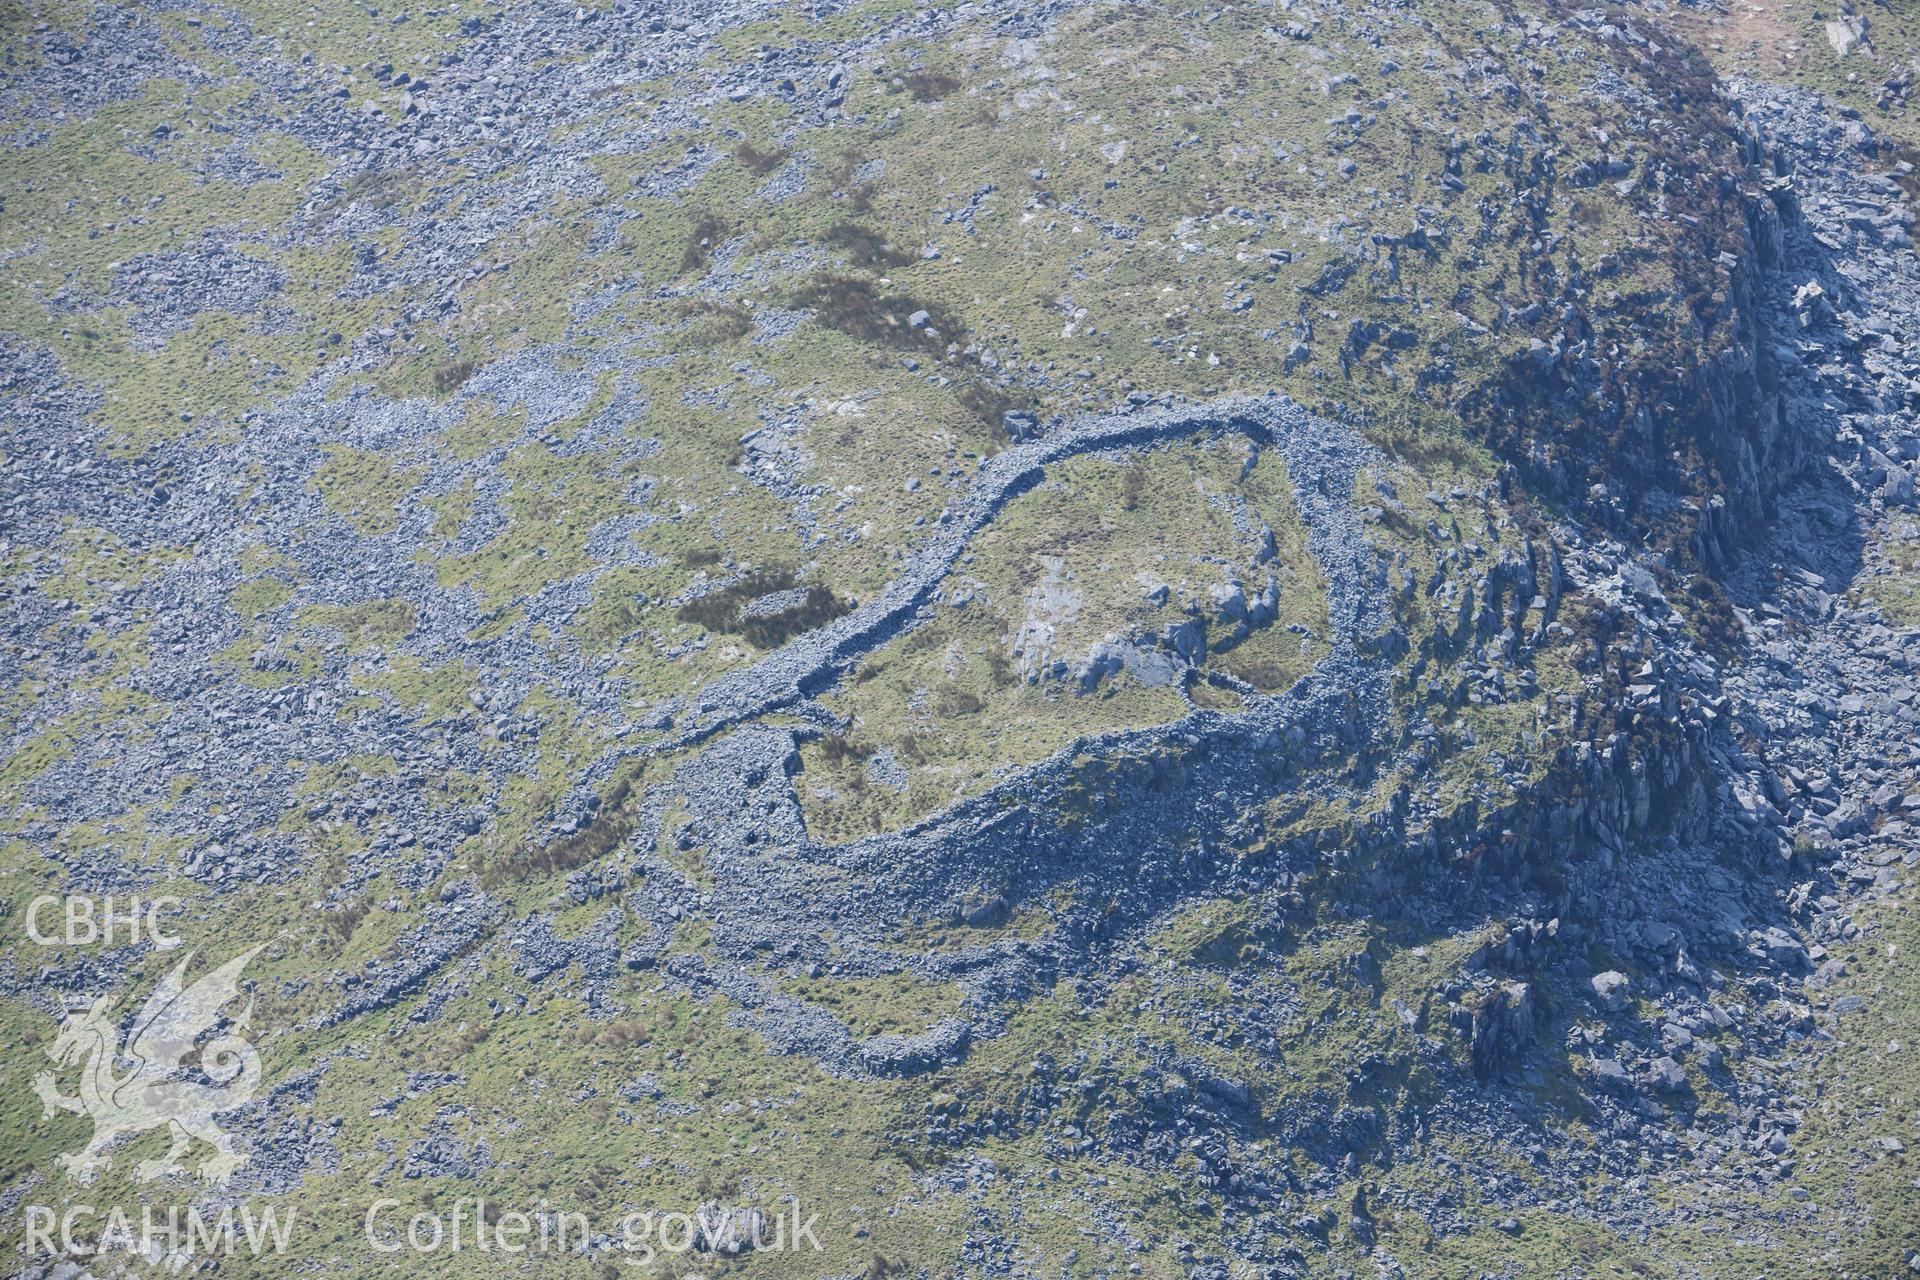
(1465, 56, 1814, 580)
(3, 1, 1917, 1276)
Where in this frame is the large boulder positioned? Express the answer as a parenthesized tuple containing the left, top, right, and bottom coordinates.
(1590, 970, 1632, 1013)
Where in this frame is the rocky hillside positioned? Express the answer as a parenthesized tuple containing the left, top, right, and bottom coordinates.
(1, 1, 1916, 1278)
